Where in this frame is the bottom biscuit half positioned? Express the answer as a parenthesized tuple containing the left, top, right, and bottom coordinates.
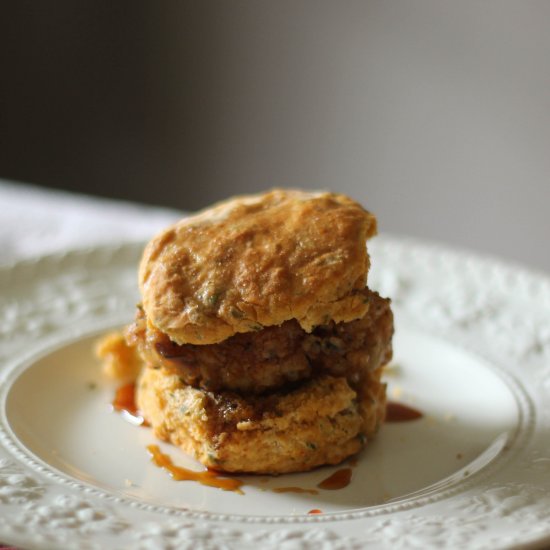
(137, 367, 386, 474)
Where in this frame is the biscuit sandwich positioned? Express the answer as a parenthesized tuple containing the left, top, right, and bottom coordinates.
(110, 189, 393, 474)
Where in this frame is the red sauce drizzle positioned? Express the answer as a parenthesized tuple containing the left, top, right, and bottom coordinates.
(147, 445, 244, 494)
(273, 487, 319, 495)
(308, 509, 323, 515)
(112, 383, 149, 426)
(317, 468, 352, 490)
(385, 401, 423, 422)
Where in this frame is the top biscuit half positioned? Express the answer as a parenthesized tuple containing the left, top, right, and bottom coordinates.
(139, 189, 377, 345)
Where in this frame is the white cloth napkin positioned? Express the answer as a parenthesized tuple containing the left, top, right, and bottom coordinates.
(0, 180, 181, 267)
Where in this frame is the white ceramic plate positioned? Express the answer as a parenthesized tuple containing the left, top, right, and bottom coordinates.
(1, 238, 550, 549)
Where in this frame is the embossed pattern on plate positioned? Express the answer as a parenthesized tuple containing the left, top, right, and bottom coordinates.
(0, 238, 549, 549)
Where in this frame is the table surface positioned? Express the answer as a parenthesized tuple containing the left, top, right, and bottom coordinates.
(0, 180, 180, 268)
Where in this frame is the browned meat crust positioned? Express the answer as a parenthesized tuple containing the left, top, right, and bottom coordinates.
(127, 289, 392, 394)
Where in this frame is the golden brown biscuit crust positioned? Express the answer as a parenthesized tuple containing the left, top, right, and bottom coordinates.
(140, 189, 377, 345)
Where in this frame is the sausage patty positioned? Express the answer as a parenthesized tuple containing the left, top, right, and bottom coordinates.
(127, 289, 393, 394)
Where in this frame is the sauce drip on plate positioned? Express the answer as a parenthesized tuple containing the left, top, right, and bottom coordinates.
(317, 468, 352, 490)
(112, 383, 149, 426)
(147, 445, 244, 494)
(385, 401, 423, 422)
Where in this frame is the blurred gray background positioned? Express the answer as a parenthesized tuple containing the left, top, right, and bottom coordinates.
(1, 1, 549, 271)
